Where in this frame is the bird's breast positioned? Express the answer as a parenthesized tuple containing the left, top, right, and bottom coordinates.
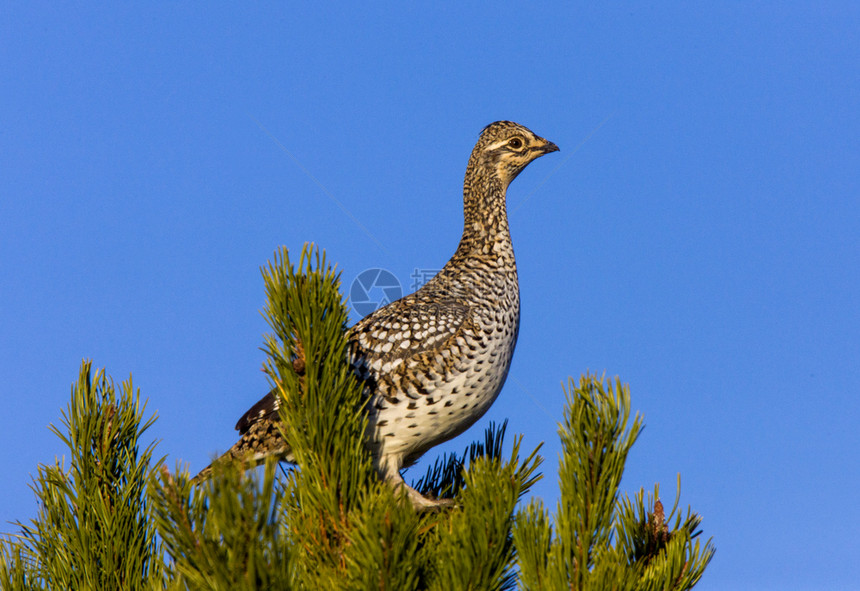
(366, 277, 520, 466)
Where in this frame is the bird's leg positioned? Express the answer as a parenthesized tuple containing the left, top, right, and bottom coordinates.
(378, 459, 455, 510)
(404, 483, 456, 510)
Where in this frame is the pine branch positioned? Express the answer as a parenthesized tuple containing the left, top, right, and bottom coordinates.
(614, 478, 715, 590)
(514, 374, 715, 591)
(0, 541, 42, 591)
(411, 420, 511, 500)
(2, 362, 164, 590)
(429, 435, 543, 591)
(150, 459, 291, 590)
(340, 488, 426, 591)
(259, 244, 381, 586)
(262, 244, 374, 513)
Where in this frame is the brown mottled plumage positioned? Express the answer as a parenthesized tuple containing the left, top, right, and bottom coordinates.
(195, 122, 558, 507)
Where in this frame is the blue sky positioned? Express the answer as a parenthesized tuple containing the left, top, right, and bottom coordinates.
(2, 4, 858, 589)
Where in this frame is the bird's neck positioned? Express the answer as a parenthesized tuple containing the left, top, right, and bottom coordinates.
(456, 161, 512, 255)
(426, 159, 518, 299)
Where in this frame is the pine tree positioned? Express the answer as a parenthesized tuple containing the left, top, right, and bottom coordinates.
(1, 245, 714, 590)
(514, 377, 714, 590)
(0, 364, 164, 590)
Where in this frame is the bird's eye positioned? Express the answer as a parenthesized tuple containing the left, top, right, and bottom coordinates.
(508, 137, 523, 149)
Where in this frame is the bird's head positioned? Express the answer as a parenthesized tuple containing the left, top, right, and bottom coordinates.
(473, 121, 559, 186)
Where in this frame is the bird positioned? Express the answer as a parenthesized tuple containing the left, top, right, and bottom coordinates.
(195, 121, 558, 508)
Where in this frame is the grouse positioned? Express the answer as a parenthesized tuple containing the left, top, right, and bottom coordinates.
(196, 121, 558, 507)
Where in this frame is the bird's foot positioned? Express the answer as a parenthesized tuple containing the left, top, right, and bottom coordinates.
(401, 483, 456, 511)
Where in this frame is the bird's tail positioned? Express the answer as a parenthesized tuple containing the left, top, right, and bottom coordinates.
(191, 423, 292, 485)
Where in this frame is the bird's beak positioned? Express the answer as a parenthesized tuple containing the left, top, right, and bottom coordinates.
(537, 140, 559, 154)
